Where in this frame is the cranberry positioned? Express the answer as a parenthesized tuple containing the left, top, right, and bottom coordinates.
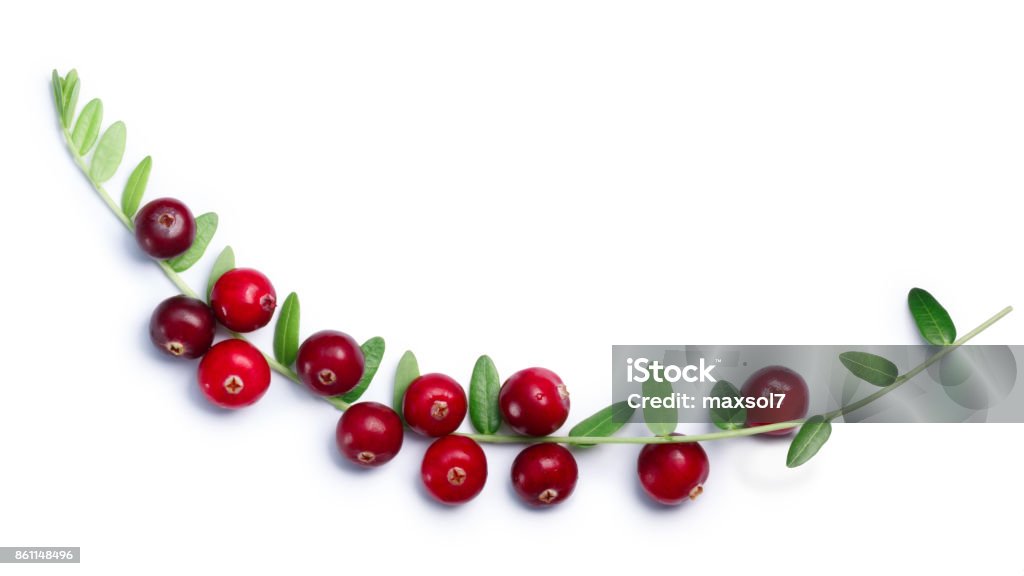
(637, 435, 709, 506)
(511, 443, 578, 507)
(336, 402, 404, 467)
(296, 330, 364, 396)
(421, 436, 487, 505)
(197, 339, 271, 409)
(134, 198, 196, 259)
(498, 367, 570, 436)
(209, 268, 277, 333)
(149, 295, 216, 359)
(741, 365, 809, 435)
(402, 373, 468, 437)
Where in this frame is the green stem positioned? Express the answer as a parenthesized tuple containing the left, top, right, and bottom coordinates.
(58, 93, 1009, 446)
(58, 124, 353, 410)
(462, 421, 803, 445)
(63, 133, 133, 231)
(823, 305, 1013, 421)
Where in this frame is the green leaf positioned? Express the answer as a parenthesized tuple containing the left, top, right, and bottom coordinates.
(272, 293, 301, 366)
(207, 246, 235, 301)
(393, 350, 420, 418)
(62, 70, 79, 129)
(839, 351, 899, 387)
(71, 99, 103, 155)
(708, 380, 746, 430)
(642, 379, 677, 436)
(89, 120, 126, 183)
(166, 213, 218, 272)
(569, 401, 635, 446)
(469, 355, 501, 434)
(786, 416, 832, 468)
(908, 288, 956, 346)
(52, 70, 64, 123)
(339, 337, 386, 403)
(121, 156, 152, 219)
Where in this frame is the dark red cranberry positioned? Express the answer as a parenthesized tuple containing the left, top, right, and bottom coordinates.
(209, 268, 277, 333)
(149, 295, 216, 359)
(402, 373, 468, 437)
(421, 435, 487, 505)
(197, 339, 271, 409)
(741, 365, 809, 435)
(296, 330, 364, 396)
(511, 443, 578, 507)
(637, 434, 709, 505)
(134, 198, 196, 259)
(336, 402, 404, 467)
(498, 367, 570, 436)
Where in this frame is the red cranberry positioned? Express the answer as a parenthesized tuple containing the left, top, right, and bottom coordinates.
(511, 443, 578, 507)
(149, 295, 216, 359)
(637, 435, 709, 505)
(402, 373, 468, 437)
(296, 330, 364, 396)
(197, 339, 271, 409)
(741, 365, 809, 435)
(499, 367, 570, 436)
(336, 402, 404, 467)
(210, 268, 277, 333)
(421, 435, 487, 505)
(134, 198, 196, 259)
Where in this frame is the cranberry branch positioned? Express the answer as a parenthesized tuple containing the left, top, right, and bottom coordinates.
(824, 304, 1013, 422)
(54, 68, 1014, 508)
(459, 302, 1013, 447)
(52, 72, 350, 411)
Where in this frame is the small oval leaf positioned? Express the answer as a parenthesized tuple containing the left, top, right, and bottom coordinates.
(393, 350, 420, 418)
(52, 70, 64, 123)
(121, 156, 152, 219)
(207, 246, 235, 301)
(62, 72, 79, 129)
(71, 99, 103, 155)
(642, 379, 677, 436)
(63, 69, 78, 88)
(166, 213, 218, 272)
(908, 287, 956, 346)
(569, 401, 635, 446)
(839, 351, 899, 387)
(272, 292, 301, 367)
(786, 416, 832, 468)
(339, 337, 386, 403)
(469, 355, 501, 434)
(709, 380, 746, 430)
(89, 120, 126, 183)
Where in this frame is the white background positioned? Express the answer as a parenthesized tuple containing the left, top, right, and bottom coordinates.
(1, 1, 1022, 574)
